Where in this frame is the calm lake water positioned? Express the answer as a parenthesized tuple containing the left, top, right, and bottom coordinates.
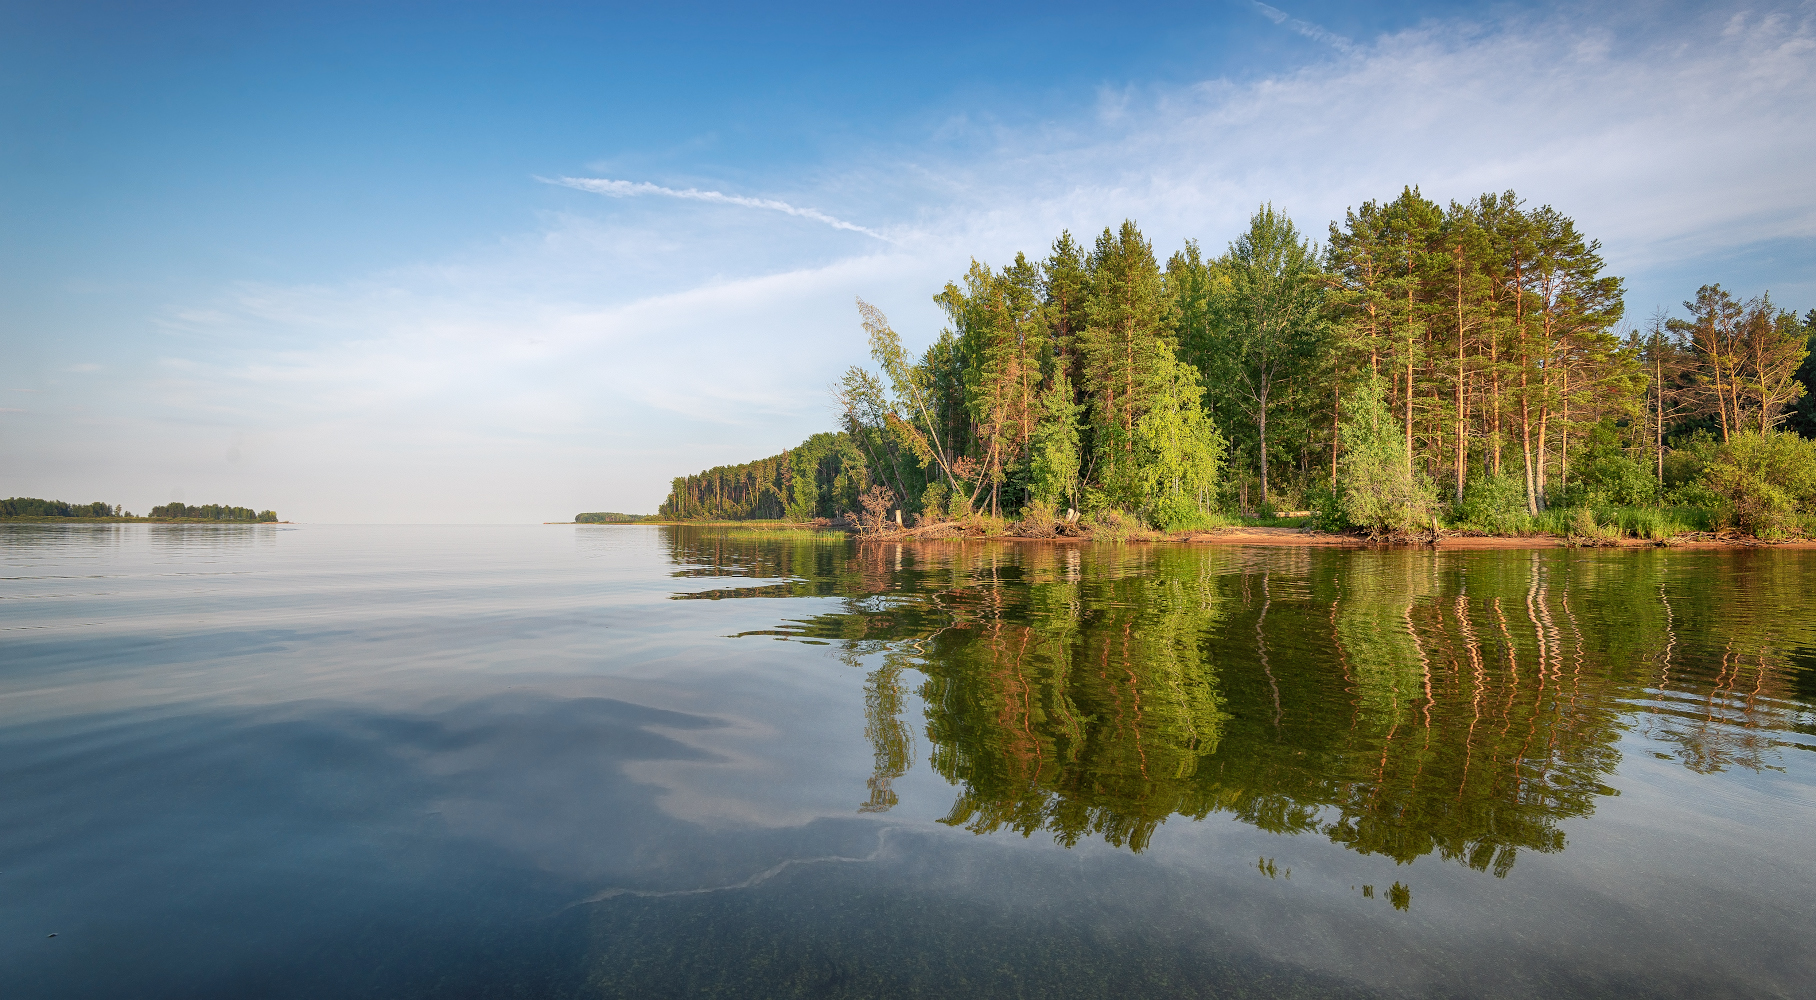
(4, 523, 1815, 999)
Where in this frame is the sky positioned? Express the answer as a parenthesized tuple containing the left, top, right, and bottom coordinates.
(3, 0, 1813, 522)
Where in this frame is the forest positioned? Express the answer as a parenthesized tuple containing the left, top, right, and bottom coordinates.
(147, 503, 278, 522)
(1, 498, 126, 518)
(0, 498, 278, 521)
(661, 187, 1816, 539)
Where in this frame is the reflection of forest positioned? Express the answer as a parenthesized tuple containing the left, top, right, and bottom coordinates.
(666, 529, 1816, 872)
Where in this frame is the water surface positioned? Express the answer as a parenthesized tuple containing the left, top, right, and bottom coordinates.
(4, 524, 1814, 998)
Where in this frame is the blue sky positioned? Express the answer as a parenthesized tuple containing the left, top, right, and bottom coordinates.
(4, 1, 1813, 521)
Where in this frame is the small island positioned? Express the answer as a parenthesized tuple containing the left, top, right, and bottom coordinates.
(573, 512, 656, 524)
(2, 497, 279, 523)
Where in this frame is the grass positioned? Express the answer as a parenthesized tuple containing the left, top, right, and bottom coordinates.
(1500, 505, 1712, 543)
(1236, 515, 1311, 529)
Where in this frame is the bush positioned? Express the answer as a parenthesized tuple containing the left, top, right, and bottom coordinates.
(1663, 480, 1721, 508)
(1017, 498, 1059, 537)
(1663, 431, 1721, 488)
(1151, 495, 1230, 533)
(1575, 453, 1658, 507)
(1703, 431, 1816, 538)
(947, 487, 975, 520)
(920, 482, 950, 521)
(1449, 473, 1534, 535)
(1306, 483, 1348, 533)
(1561, 508, 1623, 545)
(1337, 378, 1441, 537)
(1084, 509, 1153, 542)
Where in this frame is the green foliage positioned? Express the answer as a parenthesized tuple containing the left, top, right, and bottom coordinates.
(683, 194, 1801, 541)
(1080, 508, 1153, 542)
(1305, 483, 1348, 532)
(1564, 421, 1658, 507)
(1079, 221, 1175, 506)
(1132, 345, 1226, 527)
(1575, 454, 1658, 507)
(1449, 474, 1534, 535)
(919, 481, 950, 522)
(147, 503, 276, 521)
(1563, 508, 1624, 545)
(2, 497, 122, 518)
(1662, 430, 1720, 489)
(1027, 372, 1081, 509)
(1703, 431, 1816, 538)
(661, 431, 866, 521)
(1338, 377, 1441, 536)
(575, 512, 650, 523)
(1199, 204, 1327, 503)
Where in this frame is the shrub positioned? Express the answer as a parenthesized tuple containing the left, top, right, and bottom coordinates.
(1663, 480, 1721, 508)
(920, 481, 950, 521)
(1085, 509, 1153, 542)
(857, 485, 898, 534)
(1338, 377, 1441, 537)
(1449, 473, 1534, 535)
(1563, 508, 1623, 545)
(1306, 483, 1348, 533)
(1575, 453, 1658, 507)
(1703, 431, 1816, 538)
(1151, 495, 1230, 533)
(1017, 499, 1059, 538)
(1663, 431, 1721, 488)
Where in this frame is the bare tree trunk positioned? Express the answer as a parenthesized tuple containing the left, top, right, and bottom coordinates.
(1535, 371, 1551, 510)
(1258, 387, 1270, 504)
(1455, 297, 1467, 503)
(1490, 330, 1502, 478)
(1519, 359, 1538, 514)
(1558, 364, 1569, 492)
(1331, 380, 1341, 488)
(1713, 352, 1731, 443)
(1405, 350, 1415, 475)
(1655, 345, 1665, 484)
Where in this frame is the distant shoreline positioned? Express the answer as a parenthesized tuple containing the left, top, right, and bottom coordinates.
(1, 517, 291, 524)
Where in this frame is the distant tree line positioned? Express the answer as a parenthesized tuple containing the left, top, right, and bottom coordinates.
(663, 187, 1816, 535)
(660, 431, 869, 521)
(147, 503, 278, 521)
(2, 498, 125, 518)
(575, 512, 654, 523)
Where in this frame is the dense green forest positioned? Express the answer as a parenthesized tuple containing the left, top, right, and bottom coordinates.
(1, 498, 278, 521)
(574, 512, 655, 523)
(147, 503, 278, 521)
(662, 188, 1816, 537)
(1, 498, 126, 518)
(659, 431, 871, 520)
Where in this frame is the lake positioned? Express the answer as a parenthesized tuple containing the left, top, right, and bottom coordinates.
(4, 523, 1814, 998)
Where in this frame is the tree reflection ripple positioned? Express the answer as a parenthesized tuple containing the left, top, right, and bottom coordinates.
(670, 529, 1816, 875)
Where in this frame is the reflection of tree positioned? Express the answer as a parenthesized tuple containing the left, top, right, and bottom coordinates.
(859, 659, 915, 812)
(661, 527, 1816, 872)
(921, 562, 1229, 850)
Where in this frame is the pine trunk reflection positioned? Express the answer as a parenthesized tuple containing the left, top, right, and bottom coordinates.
(671, 529, 1816, 874)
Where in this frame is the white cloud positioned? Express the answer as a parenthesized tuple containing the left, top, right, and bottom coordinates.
(16, 2, 1812, 521)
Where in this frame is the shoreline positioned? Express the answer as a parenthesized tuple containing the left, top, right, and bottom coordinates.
(576, 519, 1816, 551)
(1, 517, 289, 524)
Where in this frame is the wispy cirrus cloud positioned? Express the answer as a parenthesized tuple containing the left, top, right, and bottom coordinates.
(544, 176, 896, 243)
(1251, 2, 1357, 55)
